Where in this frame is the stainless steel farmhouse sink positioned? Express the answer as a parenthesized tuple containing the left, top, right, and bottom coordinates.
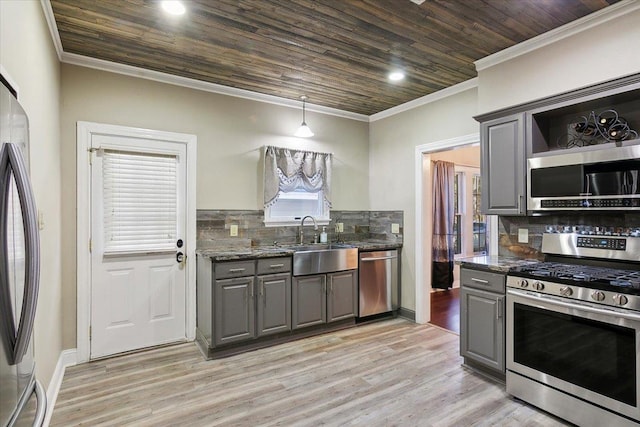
(292, 244, 358, 276)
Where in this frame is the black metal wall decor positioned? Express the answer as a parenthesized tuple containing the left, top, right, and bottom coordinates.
(559, 109, 638, 148)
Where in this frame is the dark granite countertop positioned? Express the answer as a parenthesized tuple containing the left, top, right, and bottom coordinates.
(344, 240, 403, 251)
(197, 240, 402, 261)
(456, 255, 540, 273)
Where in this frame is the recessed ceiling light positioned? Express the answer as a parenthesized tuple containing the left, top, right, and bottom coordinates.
(388, 71, 405, 82)
(161, 1, 186, 16)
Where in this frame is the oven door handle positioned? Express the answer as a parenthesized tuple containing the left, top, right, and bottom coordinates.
(508, 289, 640, 322)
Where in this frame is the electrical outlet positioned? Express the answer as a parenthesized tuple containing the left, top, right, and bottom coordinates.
(391, 223, 400, 234)
(230, 224, 238, 237)
(518, 228, 529, 243)
(336, 223, 344, 233)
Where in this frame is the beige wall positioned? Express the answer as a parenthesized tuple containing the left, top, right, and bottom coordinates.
(478, 8, 640, 114)
(0, 1, 62, 388)
(369, 88, 479, 311)
(60, 64, 370, 347)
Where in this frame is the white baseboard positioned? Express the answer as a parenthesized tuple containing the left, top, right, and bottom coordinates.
(43, 348, 77, 427)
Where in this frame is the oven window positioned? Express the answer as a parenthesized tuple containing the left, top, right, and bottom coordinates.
(513, 303, 636, 406)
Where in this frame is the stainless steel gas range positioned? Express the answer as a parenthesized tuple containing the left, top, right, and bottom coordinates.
(506, 229, 640, 427)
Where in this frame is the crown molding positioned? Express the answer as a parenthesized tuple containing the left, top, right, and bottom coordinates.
(475, 0, 640, 72)
(40, 0, 63, 61)
(369, 78, 478, 122)
(61, 52, 369, 122)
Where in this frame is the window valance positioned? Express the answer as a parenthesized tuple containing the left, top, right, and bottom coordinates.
(263, 146, 332, 208)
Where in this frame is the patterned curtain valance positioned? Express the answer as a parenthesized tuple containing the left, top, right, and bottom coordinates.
(263, 146, 332, 208)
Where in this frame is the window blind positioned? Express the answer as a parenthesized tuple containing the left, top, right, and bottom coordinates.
(102, 150, 178, 254)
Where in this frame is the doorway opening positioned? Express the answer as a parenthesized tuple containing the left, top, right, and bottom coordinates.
(428, 146, 484, 333)
(414, 133, 498, 330)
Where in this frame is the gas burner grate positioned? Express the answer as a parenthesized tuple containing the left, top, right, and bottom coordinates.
(511, 262, 640, 289)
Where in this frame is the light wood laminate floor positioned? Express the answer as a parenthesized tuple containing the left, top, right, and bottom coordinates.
(51, 319, 570, 426)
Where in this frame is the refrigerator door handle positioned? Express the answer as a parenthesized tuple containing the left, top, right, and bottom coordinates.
(33, 379, 47, 426)
(5, 143, 40, 365)
(0, 143, 17, 364)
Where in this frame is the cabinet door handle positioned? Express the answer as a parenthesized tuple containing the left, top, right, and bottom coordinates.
(249, 283, 254, 298)
(518, 194, 523, 214)
(496, 297, 503, 319)
(471, 278, 489, 284)
(269, 263, 284, 268)
(229, 268, 245, 273)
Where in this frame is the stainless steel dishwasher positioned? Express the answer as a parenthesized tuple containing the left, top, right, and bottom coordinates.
(358, 250, 398, 317)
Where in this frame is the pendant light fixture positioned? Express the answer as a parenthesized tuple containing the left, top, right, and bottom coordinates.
(294, 95, 314, 138)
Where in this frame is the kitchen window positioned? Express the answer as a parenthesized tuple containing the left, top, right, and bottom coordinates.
(263, 146, 332, 226)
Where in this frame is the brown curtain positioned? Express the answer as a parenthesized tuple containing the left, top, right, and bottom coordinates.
(432, 160, 455, 290)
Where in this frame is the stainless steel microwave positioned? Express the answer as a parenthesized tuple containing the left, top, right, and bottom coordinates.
(528, 144, 640, 212)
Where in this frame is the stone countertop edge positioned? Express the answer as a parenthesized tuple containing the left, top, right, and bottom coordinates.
(456, 255, 540, 273)
(197, 241, 403, 261)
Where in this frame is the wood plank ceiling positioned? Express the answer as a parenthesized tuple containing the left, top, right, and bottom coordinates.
(50, 0, 619, 115)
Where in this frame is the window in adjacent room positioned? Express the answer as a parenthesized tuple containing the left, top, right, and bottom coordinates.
(453, 171, 464, 255)
(472, 173, 487, 254)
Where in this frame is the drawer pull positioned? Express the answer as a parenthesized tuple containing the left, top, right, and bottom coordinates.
(269, 264, 284, 268)
(471, 278, 489, 284)
(229, 268, 246, 273)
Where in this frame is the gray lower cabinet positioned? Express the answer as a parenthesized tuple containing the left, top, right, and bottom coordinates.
(327, 271, 358, 322)
(460, 287, 504, 372)
(292, 275, 327, 329)
(293, 269, 357, 329)
(256, 273, 291, 336)
(460, 267, 506, 374)
(198, 255, 292, 349)
(480, 113, 526, 215)
(214, 276, 256, 346)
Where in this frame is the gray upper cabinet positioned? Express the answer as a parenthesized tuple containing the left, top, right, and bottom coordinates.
(460, 286, 505, 373)
(256, 273, 291, 337)
(214, 276, 256, 346)
(327, 271, 357, 322)
(480, 113, 526, 215)
(292, 275, 327, 329)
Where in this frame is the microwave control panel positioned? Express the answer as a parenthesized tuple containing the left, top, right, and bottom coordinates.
(577, 236, 627, 251)
(541, 198, 640, 209)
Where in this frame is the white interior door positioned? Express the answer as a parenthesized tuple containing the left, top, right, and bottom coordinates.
(89, 133, 187, 359)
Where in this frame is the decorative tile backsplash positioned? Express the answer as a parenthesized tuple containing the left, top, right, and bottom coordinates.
(498, 213, 640, 259)
(197, 209, 403, 248)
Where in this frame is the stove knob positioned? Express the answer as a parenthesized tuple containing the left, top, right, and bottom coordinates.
(591, 291, 606, 302)
(559, 286, 573, 297)
(518, 279, 529, 288)
(613, 294, 629, 306)
(532, 281, 545, 291)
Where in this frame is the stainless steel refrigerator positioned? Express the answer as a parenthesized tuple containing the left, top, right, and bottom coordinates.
(0, 81, 46, 426)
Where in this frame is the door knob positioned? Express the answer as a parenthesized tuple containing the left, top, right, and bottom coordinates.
(176, 252, 185, 263)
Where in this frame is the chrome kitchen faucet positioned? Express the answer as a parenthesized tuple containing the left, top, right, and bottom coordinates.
(299, 215, 318, 244)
